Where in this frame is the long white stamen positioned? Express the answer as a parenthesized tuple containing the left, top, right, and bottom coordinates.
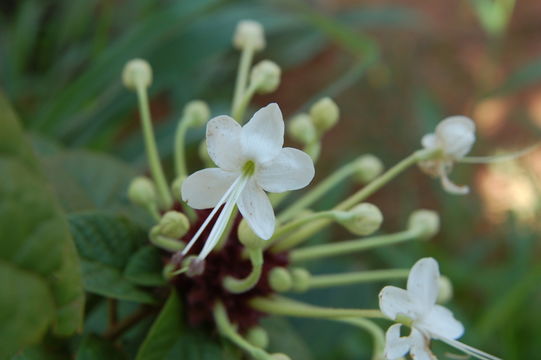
(198, 176, 250, 260)
(439, 163, 469, 195)
(458, 142, 540, 164)
(437, 336, 502, 360)
(182, 176, 242, 255)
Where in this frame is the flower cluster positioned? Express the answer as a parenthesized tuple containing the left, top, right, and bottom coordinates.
(124, 20, 503, 360)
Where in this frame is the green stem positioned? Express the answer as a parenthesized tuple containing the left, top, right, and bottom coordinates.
(145, 203, 161, 222)
(278, 158, 364, 223)
(213, 302, 273, 360)
(135, 83, 173, 209)
(271, 149, 437, 252)
(223, 248, 263, 293)
(173, 116, 190, 179)
(305, 269, 409, 290)
(250, 296, 384, 319)
(339, 318, 385, 360)
(232, 45, 255, 123)
(290, 229, 421, 263)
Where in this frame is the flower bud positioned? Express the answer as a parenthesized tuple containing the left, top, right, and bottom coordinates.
(407, 209, 440, 240)
(336, 203, 383, 236)
(437, 275, 453, 304)
(128, 176, 157, 207)
(290, 267, 311, 293)
(238, 219, 266, 249)
(158, 211, 190, 239)
(233, 20, 265, 51)
(122, 58, 152, 90)
(246, 326, 269, 349)
(183, 100, 210, 127)
(287, 114, 318, 145)
(309, 97, 339, 133)
(268, 267, 292, 292)
(355, 154, 384, 184)
(250, 60, 281, 94)
(271, 354, 291, 360)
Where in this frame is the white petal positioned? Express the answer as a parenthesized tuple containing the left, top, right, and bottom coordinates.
(410, 329, 436, 360)
(421, 133, 437, 150)
(181, 168, 238, 209)
(241, 103, 284, 164)
(435, 116, 476, 159)
(384, 324, 411, 359)
(379, 286, 418, 320)
(440, 169, 470, 195)
(407, 258, 439, 312)
(206, 115, 245, 171)
(255, 147, 315, 193)
(419, 305, 464, 340)
(236, 178, 275, 240)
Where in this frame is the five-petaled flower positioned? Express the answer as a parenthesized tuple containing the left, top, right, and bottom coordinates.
(379, 257, 500, 360)
(181, 103, 315, 260)
(419, 116, 476, 195)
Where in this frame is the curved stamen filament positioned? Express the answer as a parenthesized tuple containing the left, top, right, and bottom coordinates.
(437, 336, 502, 360)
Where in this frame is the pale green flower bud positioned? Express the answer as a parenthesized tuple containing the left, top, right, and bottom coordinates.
(233, 20, 265, 51)
(158, 211, 189, 239)
(268, 267, 292, 292)
(437, 275, 453, 304)
(128, 176, 157, 207)
(287, 114, 317, 145)
(336, 203, 383, 236)
(290, 267, 311, 293)
(183, 100, 210, 127)
(408, 209, 440, 240)
(122, 58, 152, 90)
(238, 219, 266, 249)
(309, 97, 339, 133)
(355, 154, 384, 184)
(250, 60, 281, 94)
(271, 354, 291, 360)
(246, 326, 269, 349)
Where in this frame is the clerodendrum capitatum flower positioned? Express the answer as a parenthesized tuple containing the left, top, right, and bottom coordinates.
(419, 116, 476, 194)
(379, 258, 500, 360)
(181, 103, 315, 260)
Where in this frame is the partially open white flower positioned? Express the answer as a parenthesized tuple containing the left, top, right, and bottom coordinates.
(419, 116, 476, 194)
(379, 257, 500, 360)
(181, 103, 315, 260)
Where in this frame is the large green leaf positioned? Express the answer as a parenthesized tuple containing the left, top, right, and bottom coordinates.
(75, 335, 126, 360)
(124, 246, 166, 287)
(0, 94, 84, 357)
(68, 212, 156, 303)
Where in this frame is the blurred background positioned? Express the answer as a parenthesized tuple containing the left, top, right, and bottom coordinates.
(1, 0, 540, 359)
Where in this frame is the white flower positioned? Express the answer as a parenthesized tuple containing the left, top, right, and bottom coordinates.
(379, 258, 500, 360)
(181, 103, 315, 260)
(419, 116, 476, 194)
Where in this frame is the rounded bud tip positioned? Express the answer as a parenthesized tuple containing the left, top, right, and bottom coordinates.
(437, 275, 453, 304)
(287, 114, 318, 145)
(290, 267, 311, 293)
(355, 154, 384, 184)
(128, 176, 157, 207)
(336, 203, 383, 236)
(408, 209, 440, 240)
(184, 100, 210, 127)
(238, 219, 266, 249)
(233, 20, 265, 51)
(250, 60, 281, 94)
(158, 211, 190, 239)
(246, 326, 269, 349)
(310, 97, 339, 133)
(122, 58, 152, 90)
(268, 267, 293, 292)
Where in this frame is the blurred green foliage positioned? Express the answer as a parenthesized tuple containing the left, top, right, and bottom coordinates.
(1, 0, 541, 359)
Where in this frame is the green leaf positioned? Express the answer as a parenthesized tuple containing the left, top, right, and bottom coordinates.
(125, 246, 166, 287)
(135, 291, 183, 360)
(69, 212, 156, 303)
(75, 335, 126, 360)
(0, 94, 84, 357)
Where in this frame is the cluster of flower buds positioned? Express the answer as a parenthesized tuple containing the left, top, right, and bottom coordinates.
(122, 19, 508, 360)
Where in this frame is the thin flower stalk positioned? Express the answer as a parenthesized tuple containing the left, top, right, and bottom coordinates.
(303, 269, 409, 290)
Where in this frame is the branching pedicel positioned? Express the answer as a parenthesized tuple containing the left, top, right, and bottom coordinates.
(124, 20, 504, 360)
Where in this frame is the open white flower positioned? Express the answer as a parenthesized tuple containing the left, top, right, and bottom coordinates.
(181, 103, 315, 260)
(379, 257, 500, 360)
(419, 116, 476, 194)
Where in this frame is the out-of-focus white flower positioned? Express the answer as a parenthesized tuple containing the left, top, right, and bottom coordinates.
(233, 20, 265, 51)
(181, 103, 314, 260)
(379, 257, 500, 360)
(419, 116, 476, 194)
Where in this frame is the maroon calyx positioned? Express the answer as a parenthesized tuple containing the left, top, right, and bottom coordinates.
(169, 207, 289, 333)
